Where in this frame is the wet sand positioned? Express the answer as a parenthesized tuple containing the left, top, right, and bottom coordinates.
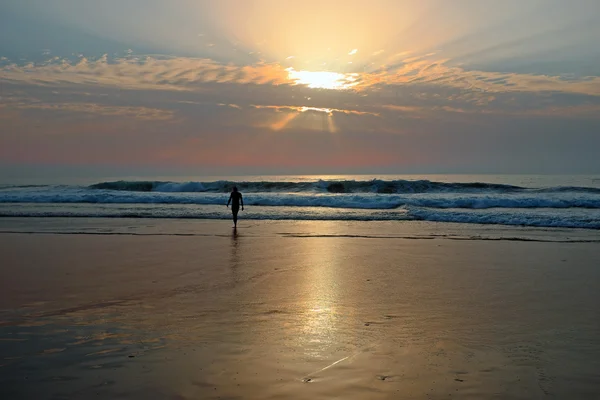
(1, 219, 599, 399)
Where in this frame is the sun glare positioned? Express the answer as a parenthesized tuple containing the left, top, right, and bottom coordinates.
(299, 106, 333, 115)
(286, 68, 358, 90)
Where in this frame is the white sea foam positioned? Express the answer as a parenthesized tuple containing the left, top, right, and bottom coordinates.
(1, 189, 599, 210)
(1, 203, 599, 229)
(1, 178, 600, 229)
(410, 207, 600, 229)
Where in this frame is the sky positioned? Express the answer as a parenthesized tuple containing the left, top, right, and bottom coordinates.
(1, 0, 600, 178)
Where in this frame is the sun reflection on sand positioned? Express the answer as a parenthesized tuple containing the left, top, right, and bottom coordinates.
(297, 222, 344, 356)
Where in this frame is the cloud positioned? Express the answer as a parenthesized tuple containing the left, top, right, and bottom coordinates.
(379, 102, 600, 119)
(0, 55, 290, 92)
(363, 57, 600, 96)
(380, 105, 424, 113)
(1, 53, 600, 99)
(249, 105, 380, 133)
(250, 104, 378, 116)
(218, 103, 242, 109)
(2, 98, 174, 120)
(2, 51, 600, 143)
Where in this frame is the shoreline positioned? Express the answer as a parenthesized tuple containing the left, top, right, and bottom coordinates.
(0, 217, 599, 242)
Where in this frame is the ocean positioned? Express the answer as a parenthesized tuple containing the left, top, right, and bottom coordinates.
(1, 174, 600, 230)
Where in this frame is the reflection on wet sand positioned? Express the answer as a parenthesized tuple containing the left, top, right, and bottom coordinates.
(230, 228, 240, 287)
(298, 223, 341, 357)
(1, 227, 599, 399)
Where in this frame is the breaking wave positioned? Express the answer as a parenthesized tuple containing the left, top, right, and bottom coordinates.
(1, 191, 600, 209)
(2, 177, 600, 229)
(88, 179, 526, 194)
(1, 204, 599, 229)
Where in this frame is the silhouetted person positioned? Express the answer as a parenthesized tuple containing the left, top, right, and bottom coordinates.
(227, 186, 244, 228)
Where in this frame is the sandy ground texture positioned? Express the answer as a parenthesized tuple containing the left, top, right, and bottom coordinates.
(0, 219, 599, 399)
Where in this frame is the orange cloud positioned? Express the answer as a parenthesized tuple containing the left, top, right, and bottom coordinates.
(361, 57, 600, 96)
(249, 105, 379, 132)
(0, 56, 290, 91)
(251, 104, 379, 116)
(2, 99, 174, 120)
(2, 54, 600, 98)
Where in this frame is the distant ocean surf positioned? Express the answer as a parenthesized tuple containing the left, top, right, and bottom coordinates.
(1, 176, 600, 229)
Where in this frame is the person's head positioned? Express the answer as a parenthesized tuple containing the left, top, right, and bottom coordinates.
(232, 186, 238, 192)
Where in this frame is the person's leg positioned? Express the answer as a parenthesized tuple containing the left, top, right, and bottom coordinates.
(232, 208, 239, 227)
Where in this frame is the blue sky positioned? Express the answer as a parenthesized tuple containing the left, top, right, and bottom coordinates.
(1, 0, 599, 177)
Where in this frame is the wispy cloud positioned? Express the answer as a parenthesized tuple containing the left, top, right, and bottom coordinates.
(251, 104, 379, 116)
(380, 101, 600, 119)
(2, 98, 174, 120)
(0, 56, 290, 91)
(2, 54, 600, 98)
(4, 52, 598, 132)
(218, 103, 242, 109)
(361, 58, 600, 96)
(249, 105, 379, 132)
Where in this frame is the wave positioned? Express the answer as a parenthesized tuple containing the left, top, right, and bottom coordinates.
(1, 207, 599, 229)
(89, 179, 525, 194)
(3, 177, 600, 230)
(88, 179, 600, 195)
(0, 192, 402, 209)
(2, 190, 600, 209)
(410, 208, 600, 229)
(0, 184, 48, 190)
(534, 186, 600, 194)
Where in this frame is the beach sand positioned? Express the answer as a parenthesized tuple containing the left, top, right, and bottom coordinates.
(1, 219, 599, 399)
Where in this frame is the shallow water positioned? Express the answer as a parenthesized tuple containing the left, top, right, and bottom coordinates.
(2, 174, 600, 229)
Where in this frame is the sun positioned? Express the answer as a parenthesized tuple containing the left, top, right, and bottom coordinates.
(286, 68, 359, 90)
